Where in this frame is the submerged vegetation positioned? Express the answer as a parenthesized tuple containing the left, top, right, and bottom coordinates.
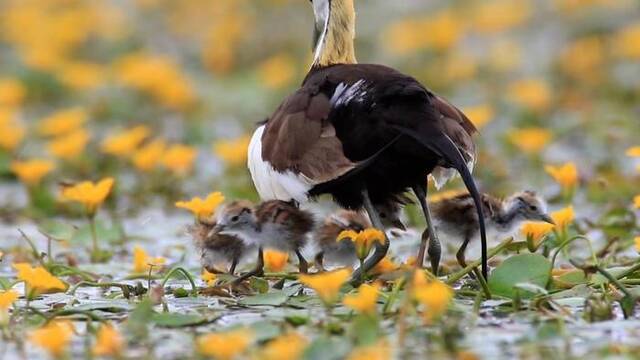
(0, 0, 639, 359)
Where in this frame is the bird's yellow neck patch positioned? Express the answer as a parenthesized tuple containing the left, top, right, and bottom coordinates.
(313, 0, 357, 67)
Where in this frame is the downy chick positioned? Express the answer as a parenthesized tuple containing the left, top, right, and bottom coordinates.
(215, 200, 315, 275)
(431, 190, 554, 268)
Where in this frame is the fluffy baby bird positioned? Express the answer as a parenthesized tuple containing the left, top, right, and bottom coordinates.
(314, 201, 406, 270)
(187, 215, 254, 275)
(215, 200, 315, 278)
(431, 190, 554, 269)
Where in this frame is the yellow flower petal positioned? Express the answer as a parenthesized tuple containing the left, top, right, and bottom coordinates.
(0, 290, 18, 310)
(343, 282, 380, 315)
(545, 162, 578, 190)
(38, 108, 87, 137)
(61, 177, 115, 216)
(551, 206, 575, 230)
(263, 250, 289, 272)
(29, 321, 74, 357)
(10, 159, 55, 186)
(93, 324, 125, 357)
(298, 268, 351, 305)
(100, 126, 150, 157)
(196, 329, 253, 360)
(175, 192, 225, 220)
(506, 127, 553, 154)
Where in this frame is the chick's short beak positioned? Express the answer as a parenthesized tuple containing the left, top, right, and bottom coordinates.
(391, 219, 407, 231)
(541, 214, 555, 225)
(211, 224, 225, 235)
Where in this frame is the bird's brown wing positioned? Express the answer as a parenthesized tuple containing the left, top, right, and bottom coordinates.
(261, 86, 355, 184)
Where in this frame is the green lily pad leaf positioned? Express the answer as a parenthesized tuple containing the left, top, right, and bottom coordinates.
(73, 301, 133, 312)
(552, 270, 589, 289)
(70, 221, 121, 246)
(303, 336, 350, 360)
(239, 290, 289, 306)
(38, 221, 77, 241)
(488, 254, 551, 299)
(249, 321, 281, 342)
(151, 313, 207, 328)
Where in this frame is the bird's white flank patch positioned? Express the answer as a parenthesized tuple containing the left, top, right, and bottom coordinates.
(248, 125, 312, 203)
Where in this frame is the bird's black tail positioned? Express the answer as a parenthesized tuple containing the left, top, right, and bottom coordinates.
(392, 126, 488, 279)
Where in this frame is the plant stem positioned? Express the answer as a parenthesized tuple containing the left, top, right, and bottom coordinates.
(161, 267, 197, 293)
(89, 216, 99, 259)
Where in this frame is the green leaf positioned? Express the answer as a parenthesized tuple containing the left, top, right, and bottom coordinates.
(303, 337, 350, 360)
(351, 315, 380, 346)
(151, 313, 207, 328)
(38, 221, 77, 241)
(125, 299, 154, 339)
(239, 290, 289, 306)
(70, 221, 121, 246)
(488, 254, 551, 299)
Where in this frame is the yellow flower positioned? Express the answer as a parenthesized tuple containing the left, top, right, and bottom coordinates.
(612, 23, 640, 60)
(132, 246, 166, 274)
(38, 107, 88, 137)
(635, 237, 640, 253)
(633, 195, 640, 209)
(13, 263, 67, 294)
(346, 340, 392, 360)
(11, 159, 55, 186)
(559, 37, 604, 80)
(487, 40, 522, 73)
(93, 324, 124, 357)
(508, 79, 551, 112)
(337, 228, 385, 260)
(101, 126, 150, 157)
(47, 128, 91, 160)
(343, 282, 380, 315)
(551, 206, 575, 230)
(413, 279, 454, 323)
(0, 290, 18, 310)
(382, 11, 464, 55)
(58, 61, 106, 91)
(61, 178, 115, 217)
(175, 192, 225, 221)
(259, 332, 308, 360)
(196, 328, 253, 360)
(202, 269, 217, 286)
(10, 159, 55, 186)
(132, 139, 166, 172)
(213, 136, 251, 167)
(116, 53, 195, 110)
(0, 116, 25, 152)
(472, 0, 531, 34)
(263, 250, 289, 272)
(161, 144, 197, 175)
(29, 321, 74, 357)
(462, 104, 494, 129)
(298, 268, 351, 305)
(257, 53, 296, 89)
(626, 146, 640, 157)
(521, 222, 555, 250)
(371, 256, 399, 275)
(0, 78, 26, 108)
(545, 162, 578, 190)
(506, 127, 553, 154)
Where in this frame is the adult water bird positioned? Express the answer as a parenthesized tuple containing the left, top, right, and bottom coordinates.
(248, 0, 488, 281)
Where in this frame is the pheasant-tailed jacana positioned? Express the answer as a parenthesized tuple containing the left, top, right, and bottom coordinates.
(248, 0, 488, 281)
(431, 190, 554, 270)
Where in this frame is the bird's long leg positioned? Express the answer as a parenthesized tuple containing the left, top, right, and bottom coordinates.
(314, 252, 325, 272)
(232, 247, 264, 285)
(350, 188, 389, 286)
(296, 250, 308, 274)
(229, 258, 238, 276)
(456, 234, 471, 270)
(412, 183, 441, 275)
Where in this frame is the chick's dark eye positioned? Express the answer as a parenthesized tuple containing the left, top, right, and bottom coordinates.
(380, 213, 387, 219)
(530, 206, 538, 211)
(231, 216, 239, 222)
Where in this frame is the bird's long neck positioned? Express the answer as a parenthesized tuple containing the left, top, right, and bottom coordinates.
(313, 0, 357, 68)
